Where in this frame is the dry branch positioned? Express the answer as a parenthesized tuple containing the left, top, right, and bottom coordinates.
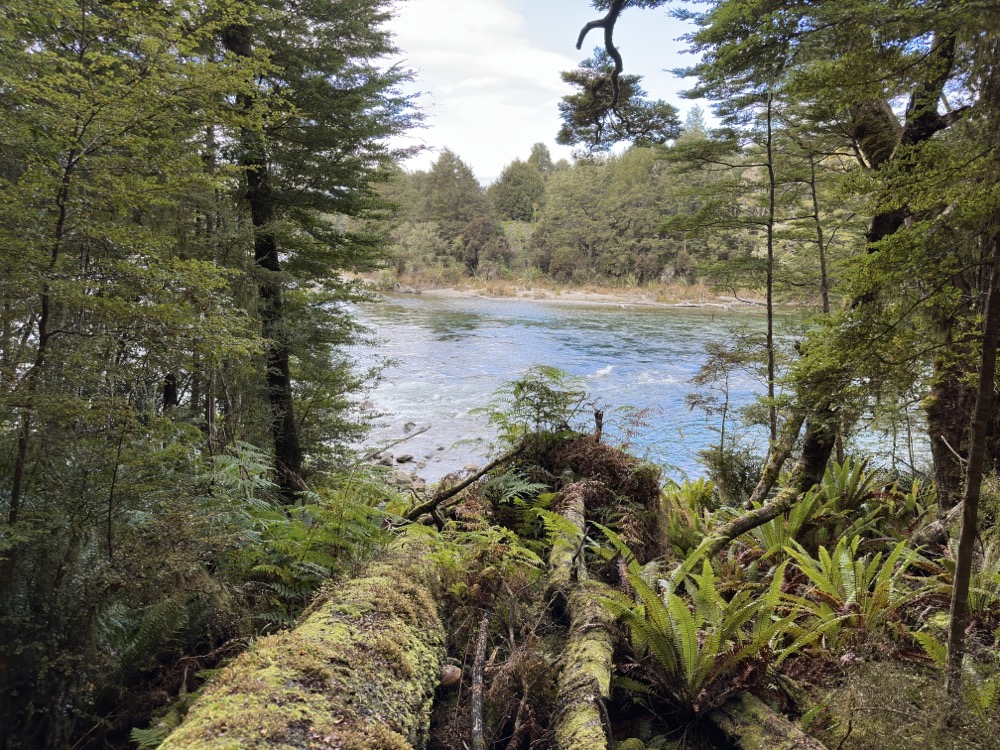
(470, 615, 490, 750)
(404, 441, 525, 523)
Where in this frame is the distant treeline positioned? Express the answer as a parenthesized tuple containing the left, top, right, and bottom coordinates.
(382, 111, 866, 303)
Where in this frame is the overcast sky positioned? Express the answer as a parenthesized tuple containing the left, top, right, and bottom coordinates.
(387, 0, 701, 184)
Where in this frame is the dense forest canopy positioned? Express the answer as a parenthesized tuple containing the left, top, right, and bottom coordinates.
(1, 0, 1000, 749)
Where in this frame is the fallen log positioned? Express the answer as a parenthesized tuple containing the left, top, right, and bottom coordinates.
(159, 536, 445, 750)
(547, 480, 601, 594)
(547, 480, 616, 750)
(554, 581, 615, 750)
(709, 692, 829, 750)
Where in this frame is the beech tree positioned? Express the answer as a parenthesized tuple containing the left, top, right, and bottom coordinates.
(0, 0, 414, 743)
(487, 160, 546, 221)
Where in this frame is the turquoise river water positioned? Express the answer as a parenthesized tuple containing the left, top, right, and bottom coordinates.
(353, 293, 784, 482)
(352, 293, 922, 482)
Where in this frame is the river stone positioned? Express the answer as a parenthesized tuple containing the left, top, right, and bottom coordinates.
(403, 421, 417, 433)
(388, 469, 413, 485)
(396, 453, 414, 464)
(417, 461, 427, 469)
(378, 453, 393, 466)
(463, 463, 479, 472)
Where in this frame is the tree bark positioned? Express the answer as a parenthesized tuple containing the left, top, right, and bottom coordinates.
(707, 414, 835, 557)
(159, 537, 446, 750)
(546, 480, 615, 750)
(554, 582, 615, 750)
(946, 246, 1000, 694)
(470, 615, 489, 750)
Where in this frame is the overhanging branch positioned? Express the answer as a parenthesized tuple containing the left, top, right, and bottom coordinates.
(577, 0, 627, 108)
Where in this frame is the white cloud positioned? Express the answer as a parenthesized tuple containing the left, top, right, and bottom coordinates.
(388, 0, 579, 183)
(386, 0, 701, 183)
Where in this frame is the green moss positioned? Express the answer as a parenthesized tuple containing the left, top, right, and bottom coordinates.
(159, 541, 445, 750)
(555, 582, 616, 750)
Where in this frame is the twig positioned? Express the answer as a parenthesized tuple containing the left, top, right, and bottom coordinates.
(471, 614, 490, 750)
(361, 424, 431, 461)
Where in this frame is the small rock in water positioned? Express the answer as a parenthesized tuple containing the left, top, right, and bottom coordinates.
(403, 421, 417, 434)
(396, 453, 414, 464)
(388, 469, 413, 486)
(463, 463, 479, 473)
(378, 453, 393, 467)
(436, 445, 445, 451)
(417, 461, 427, 469)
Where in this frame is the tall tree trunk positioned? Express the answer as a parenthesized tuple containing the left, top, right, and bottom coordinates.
(945, 241, 1000, 695)
(221, 24, 303, 500)
(765, 92, 777, 445)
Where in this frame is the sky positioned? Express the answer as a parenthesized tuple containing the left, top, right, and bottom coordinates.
(387, 0, 703, 184)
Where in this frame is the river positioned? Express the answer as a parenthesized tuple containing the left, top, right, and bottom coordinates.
(352, 292, 925, 482)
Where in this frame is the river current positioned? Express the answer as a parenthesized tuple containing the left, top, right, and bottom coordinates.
(352, 293, 791, 482)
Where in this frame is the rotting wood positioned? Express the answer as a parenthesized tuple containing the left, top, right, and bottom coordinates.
(548, 480, 602, 594)
(546, 480, 615, 750)
(158, 535, 445, 750)
(404, 441, 525, 523)
(709, 692, 829, 750)
(470, 615, 490, 750)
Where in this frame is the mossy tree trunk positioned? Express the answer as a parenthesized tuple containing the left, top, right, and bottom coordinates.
(159, 538, 445, 750)
(548, 480, 615, 750)
(709, 693, 829, 750)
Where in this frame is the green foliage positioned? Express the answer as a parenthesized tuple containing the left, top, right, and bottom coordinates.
(226, 470, 397, 628)
(472, 365, 587, 446)
(659, 479, 720, 557)
(488, 160, 546, 221)
(557, 48, 680, 153)
(602, 548, 796, 715)
(784, 536, 930, 652)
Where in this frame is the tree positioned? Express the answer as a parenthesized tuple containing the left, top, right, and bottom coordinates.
(221, 0, 413, 498)
(418, 149, 490, 241)
(557, 48, 680, 152)
(0, 0, 415, 742)
(487, 160, 546, 221)
(0, 1, 263, 743)
(527, 142, 556, 178)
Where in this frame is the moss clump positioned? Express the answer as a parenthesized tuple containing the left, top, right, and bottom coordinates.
(159, 538, 445, 750)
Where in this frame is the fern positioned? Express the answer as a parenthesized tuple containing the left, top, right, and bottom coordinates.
(598, 533, 797, 715)
(784, 536, 931, 651)
(471, 365, 587, 445)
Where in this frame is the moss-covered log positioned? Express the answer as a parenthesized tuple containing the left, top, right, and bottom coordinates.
(554, 582, 615, 750)
(708, 693, 829, 750)
(159, 537, 445, 750)
(546, 480, 616, 750)
(548, 480, 601, 594)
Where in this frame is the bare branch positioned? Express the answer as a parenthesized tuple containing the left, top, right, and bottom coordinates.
(576, 0, 627, 107)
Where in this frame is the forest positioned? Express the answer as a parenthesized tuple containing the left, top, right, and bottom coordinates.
(1, 0, 999, 749)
